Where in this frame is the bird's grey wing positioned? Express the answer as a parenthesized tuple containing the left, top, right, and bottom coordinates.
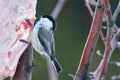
(38, 28, 55, 57)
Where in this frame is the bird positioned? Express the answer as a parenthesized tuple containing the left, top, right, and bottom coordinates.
(31, 15, 62, 73)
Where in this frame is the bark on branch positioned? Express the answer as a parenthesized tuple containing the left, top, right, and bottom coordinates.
(12, 44, 33, 80)
(74, 0, 105, 80)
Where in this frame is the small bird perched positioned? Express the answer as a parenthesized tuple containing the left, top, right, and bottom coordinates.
(31, 15, 62, 73)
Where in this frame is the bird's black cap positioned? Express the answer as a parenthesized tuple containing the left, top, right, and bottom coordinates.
(42, 15, 56, 32)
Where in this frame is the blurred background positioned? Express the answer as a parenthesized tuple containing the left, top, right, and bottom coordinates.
(32, 0, 120, 80)
(26, 0, 120, 80)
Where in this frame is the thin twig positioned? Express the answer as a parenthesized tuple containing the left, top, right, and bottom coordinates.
(96, 50, 103, 58)
(92, 1, 120, 79)
(85, 0, 106, 44)
(92, 29, 120, 80)
(47, 59, 58, 80)
(109, 61, 120, 67)
(75, 0, 120, 80)
(85, 0, 94, 16)
(113, 1, 120, 20)
(111, 75, 120, 80)
(51, 0, 66, 19)
(74, 0, 105, 80)
(98, 0, 113, 77)
(46, 0, 66, 80)
(85, 0, 120, 45)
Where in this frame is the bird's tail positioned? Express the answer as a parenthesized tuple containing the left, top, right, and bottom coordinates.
(51, 58, 62, 74)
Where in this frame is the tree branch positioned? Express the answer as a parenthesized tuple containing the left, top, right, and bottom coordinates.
(45, 0, 66, 80)
(91, 0, 120, 79)
(12, 44, 33, 80)
(74, 0, 105, 80)
(51, 0, 66, 19)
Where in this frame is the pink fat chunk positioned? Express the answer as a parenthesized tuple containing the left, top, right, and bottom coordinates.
(15, 26, 21, 32)
(7, 51, 12, 58)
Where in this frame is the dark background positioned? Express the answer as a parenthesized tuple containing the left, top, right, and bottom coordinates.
(32, 0, 120, 80)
